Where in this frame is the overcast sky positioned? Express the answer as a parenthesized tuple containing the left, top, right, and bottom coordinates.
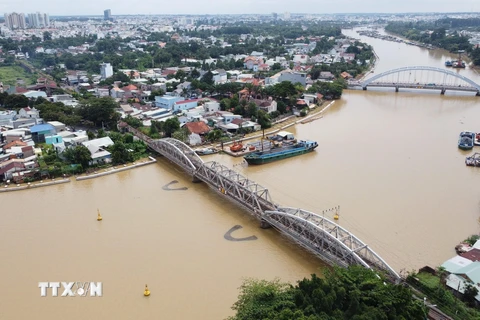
(1, 0, 480, 16)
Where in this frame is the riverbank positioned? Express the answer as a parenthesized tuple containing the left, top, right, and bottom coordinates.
(0, 157, 157, 193)
(218, 101, 335, 157)
(0, 178, 71, 193)
(75, 157, 157, 181)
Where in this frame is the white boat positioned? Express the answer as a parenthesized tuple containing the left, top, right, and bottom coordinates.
(195, 148, 218, 156)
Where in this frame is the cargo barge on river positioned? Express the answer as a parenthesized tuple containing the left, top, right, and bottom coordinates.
(244, 139, 318, 165)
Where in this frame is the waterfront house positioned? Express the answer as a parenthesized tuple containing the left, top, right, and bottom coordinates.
(445, 261, 480, 304)
(184, 122, 211, 136)
(81, 137, 114, 165)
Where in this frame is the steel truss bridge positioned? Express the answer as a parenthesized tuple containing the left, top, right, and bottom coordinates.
(123, 124, 400, 282)
(350, 66, 480, 96)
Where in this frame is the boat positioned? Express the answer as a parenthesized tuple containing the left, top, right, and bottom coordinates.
(458, 131, 475, 150)
(229, 141, 243, 152)
(244, 140, 318, 165)
(445, 60, 452, 67)
(466, 153, 480, 167)
(475, 133, 480, 146)
(195, 147, 218, 156)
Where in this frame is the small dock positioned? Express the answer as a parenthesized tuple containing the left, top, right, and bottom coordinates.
(222, 140, 274, 157)
(466, 153, 480, 167)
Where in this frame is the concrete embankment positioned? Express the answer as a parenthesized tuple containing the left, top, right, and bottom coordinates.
(75, 157, 157, 181)
(0, 178, 71, 193)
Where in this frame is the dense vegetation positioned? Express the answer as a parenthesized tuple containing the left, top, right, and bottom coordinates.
(385, 21, 477, 64)
(228, 266, 424, 320)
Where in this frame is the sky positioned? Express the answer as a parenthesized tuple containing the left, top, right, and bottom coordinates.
(1, 0, 480, 16)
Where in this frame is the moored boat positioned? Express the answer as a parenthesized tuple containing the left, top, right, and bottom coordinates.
(244, 140, 318, 165)
(458, 131, 475, 150)
(466, 153, 480, 167)
(230, 141, 243, 152)
(195, 147, 218, 156)
(445, 60, 452, 67)
(475, 133, 480, 146)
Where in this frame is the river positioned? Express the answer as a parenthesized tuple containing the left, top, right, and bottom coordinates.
(2, 27, 480, 319)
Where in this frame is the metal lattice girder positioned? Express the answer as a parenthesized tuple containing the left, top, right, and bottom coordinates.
(263, 207, 400, 282)
(148, 138, 204, 174)
(194, 161, 277, 214)
(362, 66, 480, 91)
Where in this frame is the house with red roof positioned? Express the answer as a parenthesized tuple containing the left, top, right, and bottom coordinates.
(184, 122, 211, 135)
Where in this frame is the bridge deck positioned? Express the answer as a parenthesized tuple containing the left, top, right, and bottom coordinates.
(122, 123, 400, 282)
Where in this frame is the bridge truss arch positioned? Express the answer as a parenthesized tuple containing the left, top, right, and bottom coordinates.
(362, 66, 480, 91)
(149, 138, 204, 173)
(263, 207, 400, 282)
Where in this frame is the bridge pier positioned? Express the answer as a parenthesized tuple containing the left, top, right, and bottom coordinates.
(477, 91, 480, 97)
(362, 87, 367, 91)
(192, 175, 202, 183)
(395, 86, 399, 92)
(441, 88, 446, 95)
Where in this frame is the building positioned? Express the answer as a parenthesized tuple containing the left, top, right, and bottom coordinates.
(155, 96, 182, 109)
(4, 12, 26, 30)
(104, 9, 112, 21)
(173, 99, 198, 113)
(100, 63, 113, 79)
(82, 137, 114, 165)
(278, 71, 307, 86)
(27, 12, 50, 28)
(30, 123, 56, 143)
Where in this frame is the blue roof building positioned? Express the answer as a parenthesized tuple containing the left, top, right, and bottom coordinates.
(30, 124, 56, 143)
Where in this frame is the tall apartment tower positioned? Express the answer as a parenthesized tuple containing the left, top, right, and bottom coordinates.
(104, 9, 112, 21)
(27, 12, 50, 28)
(4, 12, 27, 30)
(100, 63, 113, 79)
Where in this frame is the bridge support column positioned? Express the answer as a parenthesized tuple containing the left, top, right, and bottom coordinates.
(192, 175, 202, 183)
(260, 219, 271, 229)
(441, 88, 446, 95)
(362, 87, 367, 91)
(476, 91, 480, 97)
(395, 86, 399, 92)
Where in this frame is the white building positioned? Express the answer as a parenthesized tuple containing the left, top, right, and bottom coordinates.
(100, 63, 113, 79)
(27, 12, 50, 28)
(4, 12, 26, 30)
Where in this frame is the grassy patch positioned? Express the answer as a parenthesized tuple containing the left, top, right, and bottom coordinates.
(0, 65, 34, 86)
(417, 272, 440, 289)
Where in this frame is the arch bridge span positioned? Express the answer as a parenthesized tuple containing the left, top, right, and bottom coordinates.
(122, 123, 401, 282)
(356, 66, 480, 95)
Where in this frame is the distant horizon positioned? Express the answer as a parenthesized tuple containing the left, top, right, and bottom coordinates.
(2, 11, 480, 18)
(1, 0, 479, 17)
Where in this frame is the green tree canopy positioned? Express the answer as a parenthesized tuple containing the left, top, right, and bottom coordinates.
(229, 266, 424, 320)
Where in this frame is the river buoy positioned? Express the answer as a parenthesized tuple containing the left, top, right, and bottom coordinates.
(144, 284, 150, 296)
(334, 213, 339, 220)
(97, 209, 102, 221)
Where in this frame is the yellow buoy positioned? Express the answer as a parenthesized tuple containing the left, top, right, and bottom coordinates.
(97, 209, 102, 221)
(334, 210, 339, 220)
(144, 284, 150, 296)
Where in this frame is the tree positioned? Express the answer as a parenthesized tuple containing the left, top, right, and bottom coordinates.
(163, 117, 180, 137)
(63, 145, 92, 168)
(109, 141, 132, 164)
(257, 110, 271, 137)
(201, 70, 214, 86)
(77, 97, 120, 128)
(43, 31, 52, 41)
(464, 283, 479, 307)
(228, 266, 424, 320)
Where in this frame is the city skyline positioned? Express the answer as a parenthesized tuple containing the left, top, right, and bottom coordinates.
(0, 0, 480, 16)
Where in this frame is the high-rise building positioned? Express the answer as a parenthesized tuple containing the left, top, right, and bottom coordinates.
(104, 9, 112, 21)
(283, 12, 291, 20)
(100, 63, 113, 79)
(4, 12, 26, 30)
(27, 12, 50, 28)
